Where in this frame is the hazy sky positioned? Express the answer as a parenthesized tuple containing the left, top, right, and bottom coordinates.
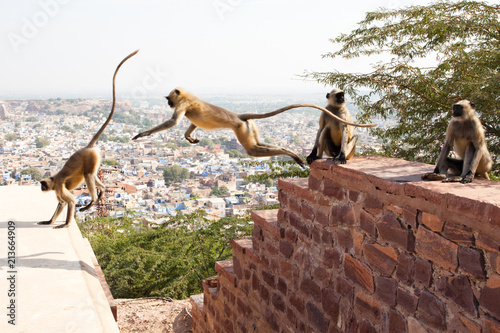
(1, 0, 493, 99)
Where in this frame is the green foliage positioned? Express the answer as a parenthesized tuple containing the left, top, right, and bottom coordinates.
(199, 138, 214, 149)
(243, 159, 309, 183)
(20, 167, 43, 181)
(35, 136, 50, 148)
(61, 125, 75, 133)
(79, 211, 253, 299)
(5, 133, 19, 141)
(25, 116, 38, 122)
(227, 149, 246, 158)
(177, 141, 191, 148)
(102, 159, 120, 166)
(210, 186, 229, 197)
(305, 0, 500, 176)
(163, 165, 189, 185)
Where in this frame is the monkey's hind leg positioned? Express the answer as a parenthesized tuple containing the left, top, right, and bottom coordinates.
(184, 124, 200, 144)
(38, 202, 66, 225)
(80, 174, 101, 212)
(246, 142, 306, 168)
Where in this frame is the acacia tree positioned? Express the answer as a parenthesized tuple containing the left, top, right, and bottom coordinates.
(306, 0, 500, 175)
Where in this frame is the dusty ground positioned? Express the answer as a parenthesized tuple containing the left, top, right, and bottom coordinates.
(116, 298, 192, 333)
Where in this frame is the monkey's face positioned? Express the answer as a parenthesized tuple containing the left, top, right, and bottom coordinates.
(40, 177, 54, 192)
(452, 100, 475, 118)
(326, 89, 345, 107)
(165, 88, 182, 108)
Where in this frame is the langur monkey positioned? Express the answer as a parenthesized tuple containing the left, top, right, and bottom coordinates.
(307, 89, 358, 165)
(132, 88, 377, 167)
(422, 100, 492, 184)
(39, 50, 139, 229)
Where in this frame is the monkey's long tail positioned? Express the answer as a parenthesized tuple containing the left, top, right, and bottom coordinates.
(239, 103, 377, 128)
(86, 49, 140, 148)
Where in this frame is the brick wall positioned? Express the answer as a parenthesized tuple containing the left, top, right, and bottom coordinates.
(189, 156, 500, 332)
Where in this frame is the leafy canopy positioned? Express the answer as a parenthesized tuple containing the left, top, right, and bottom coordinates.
(306, 0, 500, 175)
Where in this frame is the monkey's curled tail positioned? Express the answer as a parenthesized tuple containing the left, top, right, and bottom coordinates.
(239, 103, 377, 128)
(86, 49, 140, 148)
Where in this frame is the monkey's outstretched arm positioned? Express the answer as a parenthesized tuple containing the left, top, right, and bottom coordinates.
(38, 202, 66, 225)
(132, 110, 185, 140)
(239, 103, 377, 128)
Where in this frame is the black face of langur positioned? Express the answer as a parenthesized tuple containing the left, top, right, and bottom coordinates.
(165, 89, 180, 107)
(327, 91, 345, 106)
(40, 178, 53, 192)
(452, 101, 475, 117)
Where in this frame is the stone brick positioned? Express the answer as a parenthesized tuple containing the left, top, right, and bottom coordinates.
(301, 201, 315, 221)
(322, 288, 340, 322)
(323, 178, 345, 201)
(363, 243, 398, 276)
(331, 204, 356, 226)
(313, 265, 331, 282)
(444, 222, 474, 246)
(396, 252, 415, 285)
(279, 240, 294, 259)
(336, 275, 354, 303)
(264, 309, 280, 332)
(386, 308, 407, 333)
(358, 319, 376, 333)
(459, 246, 486, 280)
(315, 208, 329, 226)
(420, 211, 444, 232)
(483, 315, 500, 333)
(307, 301, 329, 332)
(479, 274, 500, 320)
(262, 270, 275, 288)
(448, 194, 488, 222)
(415, 226, 458, 272)
(364, 194, 384, 215)
(456, 314, 481, 333)
(355, 291, 382, 323)
(376, 276, 397, 307)
(290, 293, 305, 314)
(277, 277, 287, 296)
(271, 292, 285, 313)
(360, 209, 377, 237)
(344, 254, 375, 293)
(417, 290, 446, 331)
(402, 207, 417, 230)
(349, 190, 361, 203)
(397, 287, 418, 313)
(352, 230, 364, 258)
(324, 247, 342, 269)
(300, 277, 321, 301)
(407, 317, 427, 333)
(490, 252, 500, 275)
(289, 212, 310, 238)
(308, 175, 322, 192)
(476, 233, 500, 252)
(377, 212, 415, 251)
(415, 258, 432, 287)
(335, 228, 353, 252)
(436, 275, 478, 317)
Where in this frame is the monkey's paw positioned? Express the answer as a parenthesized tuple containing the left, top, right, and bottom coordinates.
(53, 224, 69, 229)
(333, 152, 347, 164)
(37, 221, 53, 225)
(442, 176, 463, 183)
(421, 173, 447, 181)
(186, 137, 200, 144)
(132, 131, 150, 140)
(306, 155, 320, 165)
(460, 174, 474, 184)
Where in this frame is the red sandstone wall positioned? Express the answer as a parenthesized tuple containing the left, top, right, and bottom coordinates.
(190, 156, 500, 332)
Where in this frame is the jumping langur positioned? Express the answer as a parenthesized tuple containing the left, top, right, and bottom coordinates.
(132, 88, 377, 167)
(39, 49, 139, 228)
(307, 89, 358, 165)
(422, 100, 492, 184)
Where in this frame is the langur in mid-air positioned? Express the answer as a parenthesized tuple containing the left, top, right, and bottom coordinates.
(132, 88, 377, 167)
(307, 88, 359, 165)
(422, 100, 492, 184)
(39, 49, 139, 228)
